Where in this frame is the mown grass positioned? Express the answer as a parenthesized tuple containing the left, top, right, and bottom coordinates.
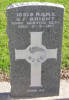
(0, 0, 69, 73)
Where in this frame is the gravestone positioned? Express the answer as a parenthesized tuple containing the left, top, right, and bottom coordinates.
(6, 2, 64, 98)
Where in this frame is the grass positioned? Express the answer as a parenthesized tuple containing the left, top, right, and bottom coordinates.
(0, 0, 69, 73)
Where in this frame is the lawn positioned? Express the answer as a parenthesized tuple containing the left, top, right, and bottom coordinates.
(0, 0, 69, 73)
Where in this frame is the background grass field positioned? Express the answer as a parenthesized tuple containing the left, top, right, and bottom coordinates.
(0, 0, 69, 73)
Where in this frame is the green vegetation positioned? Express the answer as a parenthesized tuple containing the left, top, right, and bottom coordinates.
(0, 0, 69, 73)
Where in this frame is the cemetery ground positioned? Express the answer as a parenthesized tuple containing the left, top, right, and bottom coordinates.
(0, 80, 69, 99)
(0, 0, 69, 81)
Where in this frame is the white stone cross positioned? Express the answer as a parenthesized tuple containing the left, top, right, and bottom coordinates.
(15, 32, 57, 87)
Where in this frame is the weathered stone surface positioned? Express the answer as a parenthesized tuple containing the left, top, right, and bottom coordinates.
(6, 2, 64, 98)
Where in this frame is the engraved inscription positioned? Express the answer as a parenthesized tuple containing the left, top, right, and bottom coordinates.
(11, 12, 59, 29)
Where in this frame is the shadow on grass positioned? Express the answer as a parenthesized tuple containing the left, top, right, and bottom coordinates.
(0, 93, 69, 100)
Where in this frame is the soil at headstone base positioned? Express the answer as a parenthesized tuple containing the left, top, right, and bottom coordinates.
(0, 68, 69, 81)
(61, 67, 69, 80)
(0, 69, 10, 82)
